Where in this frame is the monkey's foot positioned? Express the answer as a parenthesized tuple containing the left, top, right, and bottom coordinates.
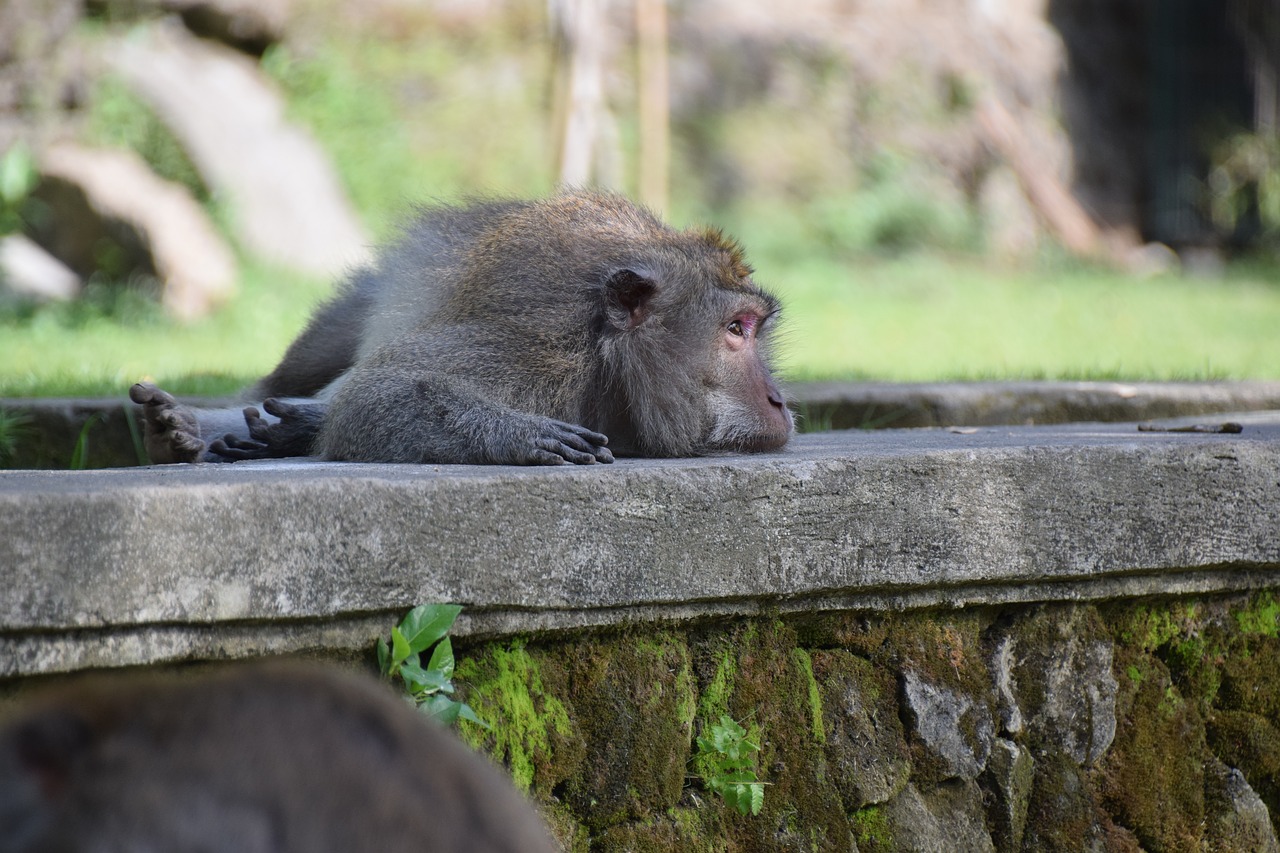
(129, 382, 205, 464)
(209, 398, 326, 460)
(504, 417, 613, 465)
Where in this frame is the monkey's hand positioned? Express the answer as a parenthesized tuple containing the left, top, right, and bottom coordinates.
(209, 398, 326, 461)
(493, 416, 614, 465)
(129, 382, 206, 464)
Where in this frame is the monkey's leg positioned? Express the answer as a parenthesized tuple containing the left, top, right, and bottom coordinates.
(209, 398, 326, 460)
(129, 382, 293, 464)
(321, 372, 614, 465)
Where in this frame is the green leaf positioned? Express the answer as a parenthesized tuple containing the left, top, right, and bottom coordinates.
(390, 626, 411, 666)
(0, 144, 35, 205)
(426, 636, 455, 681)
(455, 702, 489, 730)
(400, 662, 452, 695)
(398, 604, 462, 655)
(376, 637, 390, 676)
(421, 693, 462, 725)
(748, 783, 765, 816)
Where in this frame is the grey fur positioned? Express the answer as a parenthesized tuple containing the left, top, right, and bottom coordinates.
(133, 191, 793, 465)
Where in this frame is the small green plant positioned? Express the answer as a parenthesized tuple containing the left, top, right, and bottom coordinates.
(695, 714, 765, 816)
(1207, 131, 1280, 241)
(377, 603, 487, 728)
(0, 409, 32, 466)
(68, 412, 103, 470)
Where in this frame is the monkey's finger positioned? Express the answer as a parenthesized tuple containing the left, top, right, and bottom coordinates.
(262, 398, 301, 419)
(129, 382, 168, 406)
(155, 408, 198, 433)
(525, 448, 569, 465)
(558, 422, 609, 447)
(537, 438, 600, 465)
(170, 432, 205, 456)
(209, 435, 269, 460)
(547, 428, 614, 463)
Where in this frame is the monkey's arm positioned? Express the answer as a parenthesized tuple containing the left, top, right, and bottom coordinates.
(319, 370, 613, 465)
(131, 383, 322, 464)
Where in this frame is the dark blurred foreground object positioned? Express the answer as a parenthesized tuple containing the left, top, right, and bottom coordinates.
(0, 663, 557, 853)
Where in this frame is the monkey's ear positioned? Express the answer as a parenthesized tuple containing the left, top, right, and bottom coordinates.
(604, 269, 657, 329)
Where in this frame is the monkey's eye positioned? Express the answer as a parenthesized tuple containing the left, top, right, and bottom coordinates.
(727, 320, 745, 337)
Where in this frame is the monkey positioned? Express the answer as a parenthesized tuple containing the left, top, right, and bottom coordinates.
(130, 190, 793, 465)
(0, 662, 559, 853)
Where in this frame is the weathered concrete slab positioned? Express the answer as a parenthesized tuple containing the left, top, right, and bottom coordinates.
(3, 417, 1278, 677)
(791, 379, 1280, 429)
(6, 380, 1280, 469)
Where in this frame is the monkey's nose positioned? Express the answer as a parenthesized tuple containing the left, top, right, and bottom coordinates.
(768, 387, 786, 410)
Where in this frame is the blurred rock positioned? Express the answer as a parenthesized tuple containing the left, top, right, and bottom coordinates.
(108, 22, 372, 277)
(159, 0, 291, 55)
(0, 232, 80, 301)
(35, 142, 236, 320)
(998, 606, 1118, 766)
(814, 650, 911, 809)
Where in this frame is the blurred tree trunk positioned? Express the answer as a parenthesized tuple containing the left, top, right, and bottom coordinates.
(635, 0, 669, 214)
(550, 0, 621, 189)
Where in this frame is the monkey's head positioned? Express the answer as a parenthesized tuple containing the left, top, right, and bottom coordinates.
(597, 226, 794, 457)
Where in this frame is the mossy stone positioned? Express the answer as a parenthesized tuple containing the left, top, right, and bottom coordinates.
(550, 630, 696, 831)
(812, 649, 910, 809)
(1100, 650, 1205, 851)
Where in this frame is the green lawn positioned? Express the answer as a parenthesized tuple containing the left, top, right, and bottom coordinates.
(769, 253, 1280, 382)
(2, 248, 1277, 399)
(2, 15, 1277, 397)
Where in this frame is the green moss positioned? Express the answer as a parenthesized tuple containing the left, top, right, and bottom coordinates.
(851, 806, 893, 852)
(591, 809, 724, 853)
(455, 639, 578, 796)
(692, 640, 743, 787)
(791, 648, 826, 744)
(1100, 651, 1205, 851)
(1233, 591, 1280, 638)
(1021, 751, 1101, 852)
(553, 631, 695, 830)
(1218, 637, 1280, 719)
(1113, 602, 1194, 652)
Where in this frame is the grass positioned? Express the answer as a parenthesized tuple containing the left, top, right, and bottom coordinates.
(765, 252, 1280, 382)
(2, 4, 1277, 397)
(3, 247, 1277, 398)
(0, 261, 329, 397)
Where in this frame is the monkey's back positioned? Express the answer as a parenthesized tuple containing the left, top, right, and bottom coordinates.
(360, 192, 681, 418)
(0, 664, 557, 853)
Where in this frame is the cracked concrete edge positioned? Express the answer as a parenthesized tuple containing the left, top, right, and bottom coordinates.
(5, 380, 1280, 468)
(3, 566, 1275, 679)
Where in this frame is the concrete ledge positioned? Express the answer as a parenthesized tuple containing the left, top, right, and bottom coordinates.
(4, 416, 1278, 677)
(7, 379, 1280, 468)
(790, 379, 1280, 429)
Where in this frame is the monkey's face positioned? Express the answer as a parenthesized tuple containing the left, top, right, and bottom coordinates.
(701, 296, 794, 453)
(596, 224, 793, 458)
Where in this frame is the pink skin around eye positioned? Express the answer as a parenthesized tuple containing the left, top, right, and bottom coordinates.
(736, 315, 759, 337)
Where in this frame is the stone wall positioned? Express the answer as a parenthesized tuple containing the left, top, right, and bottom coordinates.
(3, 419, 1278, 851)
(453, 592, 1280, 852)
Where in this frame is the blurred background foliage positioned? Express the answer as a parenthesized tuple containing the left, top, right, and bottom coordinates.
(0, 0, 1277, 395)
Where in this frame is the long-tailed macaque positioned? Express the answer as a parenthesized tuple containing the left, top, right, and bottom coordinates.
(131, 191, 793, 465)
(0, 663, 558, 853)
